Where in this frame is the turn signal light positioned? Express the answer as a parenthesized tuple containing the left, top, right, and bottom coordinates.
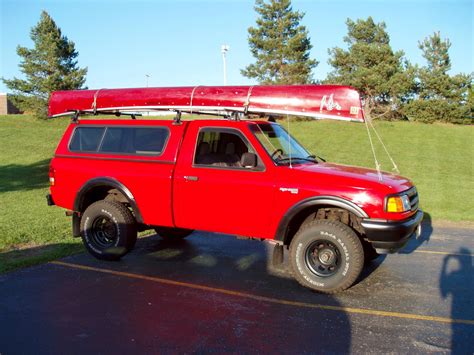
(386, 195, 411, 213)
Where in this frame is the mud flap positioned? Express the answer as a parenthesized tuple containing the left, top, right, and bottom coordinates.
(272, 244, 284, 267)
(72, 213, 81, 237)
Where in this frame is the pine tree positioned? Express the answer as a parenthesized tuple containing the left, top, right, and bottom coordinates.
(404, 32, 471, 123)
(2, 11, 87, 118)
(241, 0, 317, 84)
(326, 17, 414, 119)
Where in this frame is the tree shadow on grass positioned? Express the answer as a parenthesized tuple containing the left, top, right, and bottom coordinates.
(0, 242, 83, 274)
(0, 158, 51, 193)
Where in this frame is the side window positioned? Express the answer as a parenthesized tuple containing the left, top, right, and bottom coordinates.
(133, 128, 168, 154)
(100, 127, 124, 152)
(69, 126, 169, 155)
(194, 129, 259, 169)
(69, 127, 105, 152)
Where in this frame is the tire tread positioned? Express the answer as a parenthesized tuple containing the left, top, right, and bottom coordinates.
(289, 219, 364, 294)
(80, 200, 137, 260)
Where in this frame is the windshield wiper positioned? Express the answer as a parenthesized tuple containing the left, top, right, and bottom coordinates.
(276, 156, 318, 165)
(308, 154, 326, 163)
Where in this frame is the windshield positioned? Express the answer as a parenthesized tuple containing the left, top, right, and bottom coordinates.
(250, 122, 315, 165)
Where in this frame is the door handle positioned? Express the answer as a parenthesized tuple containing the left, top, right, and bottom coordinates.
(184, 175, 199, 181)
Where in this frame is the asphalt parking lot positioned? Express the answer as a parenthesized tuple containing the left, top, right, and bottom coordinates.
(1, 222, 473, 354)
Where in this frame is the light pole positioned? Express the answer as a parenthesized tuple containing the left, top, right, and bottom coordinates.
(145, 74, 150, 87)
(221, 44, 230, 85)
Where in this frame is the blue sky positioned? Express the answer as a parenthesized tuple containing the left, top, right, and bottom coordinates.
(0, 0, 472, 92)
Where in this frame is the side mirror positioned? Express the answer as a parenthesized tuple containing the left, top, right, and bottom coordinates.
(240, 152, 257, 168)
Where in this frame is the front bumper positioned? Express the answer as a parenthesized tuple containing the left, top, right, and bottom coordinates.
(361, 210, 423, 253)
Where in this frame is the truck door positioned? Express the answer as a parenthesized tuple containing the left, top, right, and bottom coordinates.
(173, 124, 275, 238)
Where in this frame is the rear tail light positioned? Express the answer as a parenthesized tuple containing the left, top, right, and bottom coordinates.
(49, 165, 55, 186)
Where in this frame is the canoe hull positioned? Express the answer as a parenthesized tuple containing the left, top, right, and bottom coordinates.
(48, 85, 365, 122)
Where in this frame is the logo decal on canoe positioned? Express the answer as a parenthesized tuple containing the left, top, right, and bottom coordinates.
(320, 94, 341, 112)
(279, 187, 299, 194)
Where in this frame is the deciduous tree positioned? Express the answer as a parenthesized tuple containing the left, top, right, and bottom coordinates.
(242, 0, 317, 84)
(2, 11, 87, 118)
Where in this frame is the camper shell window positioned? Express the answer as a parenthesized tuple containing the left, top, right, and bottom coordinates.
(69, 126, 169, 156)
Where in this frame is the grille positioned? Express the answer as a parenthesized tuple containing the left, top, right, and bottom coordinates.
(406, 186, 419, 211)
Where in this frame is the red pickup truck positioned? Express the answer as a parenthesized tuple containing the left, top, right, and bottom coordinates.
(47, 116, 422, 293)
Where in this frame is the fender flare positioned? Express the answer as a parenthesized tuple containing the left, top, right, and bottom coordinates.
(274, 196, 368, 244)
(74, 177, 144, 223)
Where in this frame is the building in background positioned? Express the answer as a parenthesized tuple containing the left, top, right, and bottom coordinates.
(0, 93, 21, 115)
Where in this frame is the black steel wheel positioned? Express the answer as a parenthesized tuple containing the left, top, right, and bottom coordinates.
(89, 215, 118, 248)
(289, 219, 364, 293)
(305, 240, 342, 277)
(80, 200, 137, 260)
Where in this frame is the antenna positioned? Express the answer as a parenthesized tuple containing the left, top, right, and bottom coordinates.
(287, 114, 292, 168)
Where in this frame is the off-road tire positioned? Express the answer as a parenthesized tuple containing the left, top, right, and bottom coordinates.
(80, 200, 137, 261)
(154, 227, 193, 240)
(289, 219, 364, 294)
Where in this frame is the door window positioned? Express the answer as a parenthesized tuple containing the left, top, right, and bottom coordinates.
(194, 128, 262, 169)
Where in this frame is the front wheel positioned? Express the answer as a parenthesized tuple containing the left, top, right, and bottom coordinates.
(289, 220, 364, 294)
(80, 200, 137, 261)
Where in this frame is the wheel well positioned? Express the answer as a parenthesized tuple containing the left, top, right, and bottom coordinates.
(77, 187, 139, 221)
(283, 205, 364, 246)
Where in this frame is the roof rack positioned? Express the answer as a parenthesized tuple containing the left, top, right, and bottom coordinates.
(68, 109, 143, 123)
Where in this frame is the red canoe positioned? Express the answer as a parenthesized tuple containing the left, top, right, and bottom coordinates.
(48, 85, 365, 122)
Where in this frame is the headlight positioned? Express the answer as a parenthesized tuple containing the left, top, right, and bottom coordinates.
(386, 195, 411, 213)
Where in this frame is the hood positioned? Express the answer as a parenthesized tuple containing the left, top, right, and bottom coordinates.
(294, 162, 413, 193)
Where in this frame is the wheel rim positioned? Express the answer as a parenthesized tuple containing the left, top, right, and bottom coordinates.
(90, 216, 117, 248)
(305, 240, 341, 277)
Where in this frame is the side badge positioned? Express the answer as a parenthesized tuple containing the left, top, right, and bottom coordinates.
(279, 187, 299, 194)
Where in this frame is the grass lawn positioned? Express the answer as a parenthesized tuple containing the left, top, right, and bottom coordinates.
(0, 115, 473, 273)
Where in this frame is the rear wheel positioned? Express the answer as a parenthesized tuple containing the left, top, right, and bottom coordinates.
(80, 200, 137, 260)
(289, 220, 364, 294)
(154, 227, 193, 240)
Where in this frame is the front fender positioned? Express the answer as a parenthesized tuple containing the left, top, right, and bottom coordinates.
(274, 196, 368, 244)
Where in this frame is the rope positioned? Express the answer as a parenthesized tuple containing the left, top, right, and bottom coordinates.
(91, 89, 102, 115)
(190, 86, 200, 116)
(364, 117, 383, 181)
(243, 86, 254, 115)
(367, 118, 400, 173)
